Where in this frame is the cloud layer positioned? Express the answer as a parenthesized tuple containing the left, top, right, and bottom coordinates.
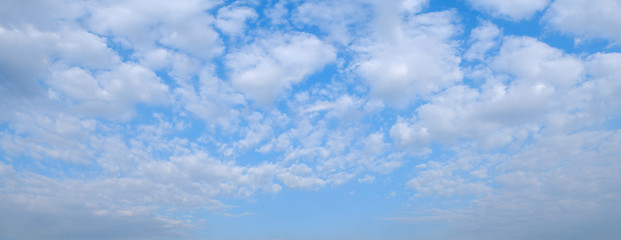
(1, 0, 620, 240)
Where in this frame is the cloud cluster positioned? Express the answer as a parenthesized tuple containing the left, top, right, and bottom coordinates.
(390, 21, 621, 239)
(1, 0, 620, 239)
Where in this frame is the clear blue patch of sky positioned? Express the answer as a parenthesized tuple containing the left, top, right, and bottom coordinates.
(604, 115, 621, 130)
(192, 179, 449, 240)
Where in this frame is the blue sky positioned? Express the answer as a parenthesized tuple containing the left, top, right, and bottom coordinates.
(1, 0, 621, 239)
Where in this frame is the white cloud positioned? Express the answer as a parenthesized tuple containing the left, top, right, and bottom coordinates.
(136, 48, 171, 71)
(1, 1, 621, 239)
(446, 130, 621, 240)
(264, 0, 289, 25)
(355, 10, 462, 106)
(87, 0, 223, 58)
(467, 0, 550, 20)
(174, 67, 245, 127)
(92, 135, 136, 175)
(98, 63, 169, 105)
(303, 94, 364, 120)
(0, 113, 96, 164)
(493, 36, 584, 87)
(216, 5, 258, 37)
(55, 30, 120, 69)
(158, 19, 222, 59)
(544, 0, 621, 43)
(50, 67, 107, 102)
(278, 163, 326, 190)
(399, 0, 429, 14)
(464, 21, 502, 61)
(232, 112, 274, 152)
(226, 32, 336, 105)
(389, 117, 430, 153)
(293, 0, 369, 45)
(391, 36, 588, 150)
(581, 52, 621, 118)
(0, 24, 168, 121)
(0, 111, 293, 238)
(406, 163, 492, 197)
(49, 63, 169, 120)
(393, 28, 621, 239)
(255, 88, 402, 180)
(358, 175, 376, 183)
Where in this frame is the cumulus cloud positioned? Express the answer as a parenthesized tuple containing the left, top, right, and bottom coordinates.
(215, 5, 258, 37)
(467, 0, 550, 20)
(544, 0, 621, 43)
(226, 32, 336, 105)
(292, 0, 370, 45)
(464, 21, 502, 61)
(492, 36, 584, 87)
(391, 35, 587, 150)
(278, 164, 325, 190)
(49, 63, 169, 120)
(174, 67, 245, 127)
(87, 0, 223, 58)
(355, 9, 462, 106)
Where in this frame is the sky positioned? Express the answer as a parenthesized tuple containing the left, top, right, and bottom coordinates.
(0, 0, 620, 239)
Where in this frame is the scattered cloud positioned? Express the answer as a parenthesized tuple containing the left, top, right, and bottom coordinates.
(1, 1, 620, 239)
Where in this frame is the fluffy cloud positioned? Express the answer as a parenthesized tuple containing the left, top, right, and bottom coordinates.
(87, 0, 223, 58)
(0, 113, 96, 164)
(493, 36, 584, 87)
(226, 32, 336, 105)
(278, 163, 325, 190)
(581, 52, 621, 119)
(391, 35, 586, 150)
(0, 26, 119, 99)
(544, 0, 621, 43)
(393, 26, 621, 240)
(0, 21, 167, 120)
(0, 116, 285, 238)
(49, 63, 169, 120)
(355, 9, 462, 106)
(215, 5, 258, 37)
(174, 67, 245, 127)
(467, 0, 550, 20)
(464, 21, 502, 61)
(292, 0, 370, 45)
